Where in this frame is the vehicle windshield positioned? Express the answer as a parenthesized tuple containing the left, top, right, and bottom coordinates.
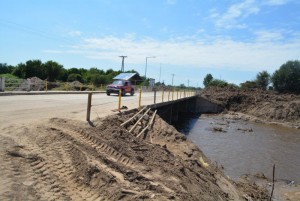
(112, 80, 124, 85)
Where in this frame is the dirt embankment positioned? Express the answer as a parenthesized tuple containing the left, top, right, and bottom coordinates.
(200, 87, 300, 128)
(0, 110, 269, 200)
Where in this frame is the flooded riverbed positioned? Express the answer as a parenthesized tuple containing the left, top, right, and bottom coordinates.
(179, 114, 300, 183)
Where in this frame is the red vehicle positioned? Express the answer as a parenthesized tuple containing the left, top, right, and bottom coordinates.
(106, 80, 134, 96)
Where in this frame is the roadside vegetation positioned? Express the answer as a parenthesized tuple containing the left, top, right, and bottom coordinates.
(1, 60, 299, 94)
(0, 60, 138, 87)
(203, 60, 300, 94)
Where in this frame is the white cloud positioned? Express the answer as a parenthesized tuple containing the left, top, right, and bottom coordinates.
(210, 0, 260, 29)
(46, 34, 300, 73)
(254, 30, 284, 41)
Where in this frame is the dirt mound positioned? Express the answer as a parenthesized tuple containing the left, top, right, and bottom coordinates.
(200, 87, 300, 128)
(14, 77, 45, 91)
(0, 111, 269, 200)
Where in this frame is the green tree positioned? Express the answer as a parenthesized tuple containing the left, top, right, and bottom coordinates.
(0, 63, 15, 74)
(203, 74, 213, 88)
(43, 60, 64, 81)
(90, 74, 109, 86)
(67, 73, 83, 82)
(240, 81, 258, 89)
(271, 60, 300, 94)
(209, 79, 229, 87)
(256, 70, 270, 90)
(13, 60, 45, 79)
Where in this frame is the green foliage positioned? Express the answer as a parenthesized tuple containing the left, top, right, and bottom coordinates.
(209, 79, 229, 87)
(240, 81, 258, 89)
(44, 61, 64, 81)
(0, 63, 15, 74)
(90, 74, 109, 86)
(67, 73, 83, 82)
(0, 73, 20, 79)
(271, 60, 300, 94)
(256, 70, 270, 90)
(203, 74, 213, 88)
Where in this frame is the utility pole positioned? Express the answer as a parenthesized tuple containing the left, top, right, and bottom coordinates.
(119, 56, 127, 72)
(145, 56, 156, 84)
(171, 74, 175, 86)
(159, 64, 161, 83)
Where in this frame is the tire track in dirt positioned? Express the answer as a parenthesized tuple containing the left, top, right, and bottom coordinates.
(48, 120, 177, 195)
(33, 135, 105, 201)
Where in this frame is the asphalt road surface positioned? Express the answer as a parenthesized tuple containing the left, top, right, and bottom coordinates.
(0, 92, 162, 129)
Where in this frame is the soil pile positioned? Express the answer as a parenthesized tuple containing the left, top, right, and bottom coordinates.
(15, 77, 60, 91)
(0, 111, 269, 200)
(200, 87, 300, 128)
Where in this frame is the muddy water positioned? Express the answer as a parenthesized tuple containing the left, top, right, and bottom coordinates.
(179, 114, 300, 183)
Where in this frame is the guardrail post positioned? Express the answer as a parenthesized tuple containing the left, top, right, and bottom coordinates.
(139, 87, 142, 107)
(154, 88, 156, 104)
(27, 78, 31, 92)
(118, 89, 122, 110)
(45, 80, 48, 92)
(0, 77, 5, 92)
(86, 93, 92, 121)
(172, 88, 174, 100)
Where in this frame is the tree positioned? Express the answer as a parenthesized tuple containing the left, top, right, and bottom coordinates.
(43, 61, 64, 81)
(90, 74, 109, 86)
(256, 71, 270, 90)
(0, 63, 15, 74)
(209, 79, 229, 87)
(240, 81, 258, 89)
(12, 60, 45, 79)
(203, 74, 213, 88)
(67, 74, 83, 82)
(271, 60, 300, 94)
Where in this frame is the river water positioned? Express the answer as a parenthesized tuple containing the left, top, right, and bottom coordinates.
(178, 114, 300, 183)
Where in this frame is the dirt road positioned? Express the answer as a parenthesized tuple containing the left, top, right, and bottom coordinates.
(0, 92, 160, 129)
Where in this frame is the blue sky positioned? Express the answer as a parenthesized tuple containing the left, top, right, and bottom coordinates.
(1, 0, 299, 87)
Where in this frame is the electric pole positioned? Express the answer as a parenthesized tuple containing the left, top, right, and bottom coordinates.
(171, 74, 175, 86)
(159, 64, 162, 83)
(119, 56, 127, 72)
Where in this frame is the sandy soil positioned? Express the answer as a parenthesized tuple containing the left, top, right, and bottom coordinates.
(0, 108, 269, 200)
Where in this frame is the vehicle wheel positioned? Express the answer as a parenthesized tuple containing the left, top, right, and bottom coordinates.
(121, 90, 125, 96)
(107, 93, 110, 96)
(130, 89, 134, 96)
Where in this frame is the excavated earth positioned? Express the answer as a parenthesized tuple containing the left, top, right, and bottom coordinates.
(0, 109, 269, 200)
(200, 87, 300, 128)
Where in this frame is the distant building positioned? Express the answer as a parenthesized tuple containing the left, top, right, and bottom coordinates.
(113, 73, 143, 86)
(149, 78, 155, 87)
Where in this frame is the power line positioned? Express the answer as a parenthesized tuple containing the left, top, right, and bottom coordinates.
(0, 19, 76, 45)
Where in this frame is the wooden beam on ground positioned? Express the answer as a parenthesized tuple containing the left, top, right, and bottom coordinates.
(136, 110, 157, 138)
(120, 106, 147, 127)
(129, 108, 151, 133)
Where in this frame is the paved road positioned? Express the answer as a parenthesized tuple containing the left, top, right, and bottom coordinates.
(0, 92, 165, 129)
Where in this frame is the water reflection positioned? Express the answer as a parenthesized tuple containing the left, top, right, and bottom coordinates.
(178, 114, 300, 183)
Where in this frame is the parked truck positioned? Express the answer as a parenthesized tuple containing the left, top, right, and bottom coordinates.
(106, 80, 134, 96)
